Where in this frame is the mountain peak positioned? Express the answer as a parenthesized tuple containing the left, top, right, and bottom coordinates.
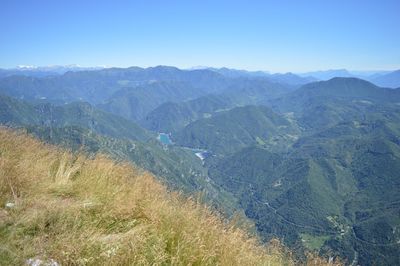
(370, 69, 400, 88)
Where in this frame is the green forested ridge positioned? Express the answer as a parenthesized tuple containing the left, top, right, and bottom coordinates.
(271, 78, 400, 112)
(98, 81, 204, 121)
(141, 78, 293, 133)
(0, 94, 151, 141)
(141, 94, 232, 133)
(174, 105, 299, 155)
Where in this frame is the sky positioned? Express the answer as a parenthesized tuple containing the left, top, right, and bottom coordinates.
(1, 0, 399, 72)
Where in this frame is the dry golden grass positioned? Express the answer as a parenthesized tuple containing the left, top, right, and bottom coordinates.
(0, 128, 340, 265)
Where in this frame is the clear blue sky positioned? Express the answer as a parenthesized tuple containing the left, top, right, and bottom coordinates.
(1, 0, 399, 72)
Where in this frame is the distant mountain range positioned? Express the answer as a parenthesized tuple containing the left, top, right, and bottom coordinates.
(1, 65, 399, 87)
(298, 69, 400, 88)
(369, 70, 400, 88)
(195, 67, 316, 86)
(193, 66, 400, 88)
(0, 64, 105, 78)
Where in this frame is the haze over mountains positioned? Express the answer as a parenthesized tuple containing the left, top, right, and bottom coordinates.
(1, 65, 400, 265)
(2, 65, 399, 88)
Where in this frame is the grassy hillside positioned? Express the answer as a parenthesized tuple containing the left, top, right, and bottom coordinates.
(0, 127, 309, 265)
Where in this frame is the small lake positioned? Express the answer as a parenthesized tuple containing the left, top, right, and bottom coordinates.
(158, 133, 173, 145)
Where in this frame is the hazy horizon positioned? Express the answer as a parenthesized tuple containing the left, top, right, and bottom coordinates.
(1, 64, 398, 75)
